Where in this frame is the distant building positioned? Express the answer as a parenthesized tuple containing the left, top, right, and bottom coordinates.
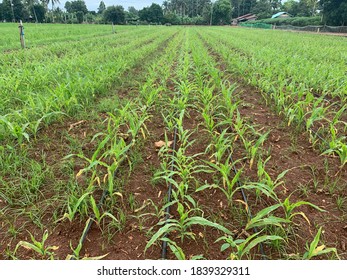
(271, 12, 291, 19)
(232, 13, 257, 25)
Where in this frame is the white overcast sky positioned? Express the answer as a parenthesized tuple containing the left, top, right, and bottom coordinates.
(58, 1, 164, 11)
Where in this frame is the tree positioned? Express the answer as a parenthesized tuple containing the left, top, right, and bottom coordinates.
(126, 6, 139, 23)
(211, 0, 232, 25)
(128, 6, 138, 15)
(32, 4, 46, 22)
(305, 0, 320, 16)
(24, 0, 37, 22)
(232, 0, 256, 18)
(161, 0, 212, 18)
(282, 0, 311, 17)
(103, 5, 125, 24)
(65, 0, 88, 14)
(139, 3, 164, 24)
(64, 1, 72, 13)
(163, 12, 181, 24)
(1, 0, 24, 22)
(97, 1, 106, 14)
(320, 0, 347, 25)
(251, 0, 272, 19)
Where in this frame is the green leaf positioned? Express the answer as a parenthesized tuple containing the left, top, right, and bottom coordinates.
(196, 184, 216, 192)
(307, 227, 322, 258)
(161, 238, 185, 260)
(290, 200, 326, 213)
(247, 204, 282, 224)
(235, 183, 278, 201)
(90, 196, 100, 221)
(221, 243, 230, 252)
(15, 241, 42, 255)
(145, 223, 178, 252)
(72, 192, 91, 216)
(246, 216, 289, 230)
(242, 235, 283, 258)
(185, 216, 232, 235)
(100, 212, 119, 223)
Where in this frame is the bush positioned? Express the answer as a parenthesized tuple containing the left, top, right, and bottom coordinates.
(249, 16, 322, 27)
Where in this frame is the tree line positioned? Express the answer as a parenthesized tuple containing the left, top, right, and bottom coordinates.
(0, 0, 345, 26)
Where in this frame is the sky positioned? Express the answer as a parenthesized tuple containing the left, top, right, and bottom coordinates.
(58, 1, 164, 11)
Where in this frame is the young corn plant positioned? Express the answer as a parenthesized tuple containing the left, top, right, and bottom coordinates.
(241, 130, 270, 170)
(67, 132, 132, 195)
(232, 111, 249, 143)
(0, 115, 30, 143)
(160, 238, 204, 260)
(205, 128, 233, 164)
(65, 134, 111, 189)
(322, 131, 347, 168)
(58, 192, 91, 222)
(66, 219, 108, 260)
(303, 227, 339, 260)
(305, 103, 329, 132)
(89, 195, 119, 225)
(199, 157, 244, 206)
(145, 202, 232, 252)
(281, 195, 326, 225)
(216, 231, 283, 260)
(126, 108, 150, 141)
(14, 230, 59, 260)
(257, 157, 289, 192)
(245, 204, 289, 231)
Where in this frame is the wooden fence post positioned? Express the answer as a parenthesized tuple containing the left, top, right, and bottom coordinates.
(18, 20, 25, 49)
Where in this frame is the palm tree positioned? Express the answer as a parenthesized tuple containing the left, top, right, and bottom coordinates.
(25, 0, 38, 23)
(46, 0, 60, 22)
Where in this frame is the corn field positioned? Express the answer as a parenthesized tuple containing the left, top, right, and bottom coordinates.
(0, 23, 346, 260)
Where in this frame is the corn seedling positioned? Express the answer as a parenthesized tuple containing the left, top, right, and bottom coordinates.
(303, 227, 339, 260)
(281, 195, 326, 225)
(59, 192, 91, 222)
(216, 231, 283, 260)
(89, 195, 119, 225)
(14, 230, 58, 260)
(160, 238, 204, 260)
(145, 202, 232, 252)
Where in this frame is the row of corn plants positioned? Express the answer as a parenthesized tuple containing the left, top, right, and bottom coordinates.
(197, 28, 347, 168)
(144, 29, 235, 260)
(184, 29, 338, 260)
(62, 28, 186, 259)
(142, 29, 295, 260)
